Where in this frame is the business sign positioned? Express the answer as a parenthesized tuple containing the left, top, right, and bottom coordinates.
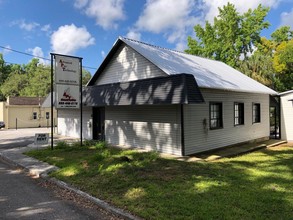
(56, 84, 80, 109)
(34, 133, 49, 145)
(55, 55, 80, 85)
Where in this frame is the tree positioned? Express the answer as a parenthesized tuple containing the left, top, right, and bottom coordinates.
(239, 52, 277, 88)
(0, 56, 93, 100)
(1, 73, 29, 98)
(271, 26, 293, 44)
(82, 69, 92, 85)
(186, 3, 270, 68)
(0, 54, 14, 100)
(272, 39, 293, 91)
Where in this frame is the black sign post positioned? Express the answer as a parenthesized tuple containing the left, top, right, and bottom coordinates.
(50, 53, 54, 150)
(50, 53, 83, 149)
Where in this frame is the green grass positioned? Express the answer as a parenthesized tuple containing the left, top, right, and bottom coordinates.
(25, 142, 293, 219)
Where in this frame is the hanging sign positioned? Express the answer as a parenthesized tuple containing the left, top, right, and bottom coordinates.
(55, 55, 80, 85)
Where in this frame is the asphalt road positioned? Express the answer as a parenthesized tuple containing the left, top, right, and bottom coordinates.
(0, 128, 53, 150)
(0, 128, 121, 220)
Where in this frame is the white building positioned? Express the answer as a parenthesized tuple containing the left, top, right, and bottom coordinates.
(57, 37, 277, 156)
(279, 91, 293, 141)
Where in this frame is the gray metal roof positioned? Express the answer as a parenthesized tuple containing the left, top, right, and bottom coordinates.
(119, 37, 277, 95)
(84, 74, 204, 106)
(278, 90, 293, 96)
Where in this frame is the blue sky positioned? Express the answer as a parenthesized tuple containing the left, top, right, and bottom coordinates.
(0, 0, 292, 74)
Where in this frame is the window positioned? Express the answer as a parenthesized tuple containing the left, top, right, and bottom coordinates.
(210, 102, 223, 129)
(32, 112, 37, 120)
(234, 102, 244, 126)
(46, 112, 50, 119)
(253, 103, 261, 123)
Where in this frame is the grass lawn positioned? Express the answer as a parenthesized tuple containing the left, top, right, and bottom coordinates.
(25, 141, 293, 220)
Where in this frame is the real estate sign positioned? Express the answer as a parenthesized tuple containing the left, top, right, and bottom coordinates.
(34, 133, 49, 145)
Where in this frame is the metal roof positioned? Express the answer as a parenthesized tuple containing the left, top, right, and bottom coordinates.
(278, 90, 293, 96)
(118, 37, 277, 95)
(84, 74, 204, 106)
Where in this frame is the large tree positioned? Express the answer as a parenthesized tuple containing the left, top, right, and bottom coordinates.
(272, 39, 293, 91)
(0, 57, 93, 100)
(186, 3, 270, 68)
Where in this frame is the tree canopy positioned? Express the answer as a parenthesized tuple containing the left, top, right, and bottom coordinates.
(186, 3, 270, 68)
(186, 3, 293, 92)
(0, 57, 92, 101)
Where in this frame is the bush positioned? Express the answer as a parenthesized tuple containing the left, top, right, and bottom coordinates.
(55, 141, 70, 149)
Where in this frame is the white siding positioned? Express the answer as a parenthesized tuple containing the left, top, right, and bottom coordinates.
(96, 44, 167, 85)
(105, 105, 182, 155)
(58, 107, 92, 139)
(280, 92, 293, 141)
(184, 89, 270, 155)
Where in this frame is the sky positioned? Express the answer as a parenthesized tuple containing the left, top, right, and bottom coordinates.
(0, 0, 293, 75)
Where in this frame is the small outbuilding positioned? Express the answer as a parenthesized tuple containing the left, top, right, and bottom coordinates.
(0, 96, 56, 129)
(58, 37, 277, 156)
(279, 90, 293, 141)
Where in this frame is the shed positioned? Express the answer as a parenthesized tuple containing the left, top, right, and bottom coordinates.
(279, 90, 293, 141)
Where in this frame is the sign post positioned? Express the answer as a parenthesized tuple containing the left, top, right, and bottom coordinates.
(51, 53, 83, 149)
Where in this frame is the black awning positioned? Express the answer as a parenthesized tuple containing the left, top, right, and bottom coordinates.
(83, 74, 204, 106)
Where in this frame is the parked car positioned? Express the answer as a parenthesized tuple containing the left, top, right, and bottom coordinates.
(0, 121, 5, 129)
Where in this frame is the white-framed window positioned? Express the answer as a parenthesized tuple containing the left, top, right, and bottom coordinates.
(234, 102, 244, 126)
(210, 102, 223, 129)
(252, 103, 261, 123)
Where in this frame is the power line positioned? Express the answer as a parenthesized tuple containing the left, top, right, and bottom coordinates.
(0, 45, 97, 70)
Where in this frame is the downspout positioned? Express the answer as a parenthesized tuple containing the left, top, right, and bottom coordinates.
(181, 104, 185, 156)
(278, 95, 281, 139)
(181, 74, 187, 156)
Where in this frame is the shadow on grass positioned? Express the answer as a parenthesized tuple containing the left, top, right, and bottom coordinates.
(26, 144, 293, 220)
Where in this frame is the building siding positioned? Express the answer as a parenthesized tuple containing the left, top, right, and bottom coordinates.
(280, 92, 293, 141)
(0, 104, 56, 129)
(183, 89, 270, 155)
(58, 107, 92, 139)
(95, 44, 167, 85)
(104, 105, 182, 155)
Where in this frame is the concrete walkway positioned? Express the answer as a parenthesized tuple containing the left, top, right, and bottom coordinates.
(176, 139, 287, 162)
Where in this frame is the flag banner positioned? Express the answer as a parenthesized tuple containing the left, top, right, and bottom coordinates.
(55, 55, 80, 85)
(56, 84, 80, 109)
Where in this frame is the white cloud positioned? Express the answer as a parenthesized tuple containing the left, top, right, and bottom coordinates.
(50, 24, 95, 55)
(74, 0, 88, 8)
(1, 45, 11, 55)
(126, 30, 141, 41)
(280, 8, 293, 29)
(101, 50, 106, 58)
(203, 0, 282, 22)
(136, 0, 197, 34)
(41, 24, 51, 32)
(129, 0, 284, 52)
(12, 19, 40, 31)
(74, 0, 125, 29)
(27, 46, 48, 64)
(131, 0, 202, 51)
